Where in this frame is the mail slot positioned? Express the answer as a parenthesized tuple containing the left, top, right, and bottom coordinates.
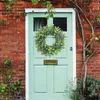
(44, 60, 58, 65)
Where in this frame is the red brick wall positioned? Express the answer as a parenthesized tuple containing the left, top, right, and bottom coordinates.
(0, 1, 100, 92)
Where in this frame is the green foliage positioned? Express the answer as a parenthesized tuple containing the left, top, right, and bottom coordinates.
(85, 45, 92, 56)
(31, 0, 40, 4)
(45, 5, 54, 18)
(0, 58, 22, 100)
(32, 0, 54, 18)
(66, 76, 100, 100)
(43, 1, 54, 18)
(3, 0, 54, 18)
(0, 19, 6, 24)
(4, 0, 17, 12)
(35, 25, 66, 56)
(42, 1, 51, 6)
(97, 17, 100, 23)
(3, 58, 12, 66)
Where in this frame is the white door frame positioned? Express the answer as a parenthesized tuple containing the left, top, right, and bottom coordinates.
(25, 8, 76, 100)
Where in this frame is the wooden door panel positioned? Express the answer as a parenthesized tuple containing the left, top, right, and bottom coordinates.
(34, 66, 47, 93)
(53, 66, 68, 93)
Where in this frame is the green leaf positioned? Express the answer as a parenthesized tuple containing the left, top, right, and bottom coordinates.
(3, 58, 12, 67)
(97, 17, 100, 23)
(0, 19, 6, 24)
(31, 0, 39, 4)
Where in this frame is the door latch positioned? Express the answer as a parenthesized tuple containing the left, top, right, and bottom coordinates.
(70, 47, 73, 51)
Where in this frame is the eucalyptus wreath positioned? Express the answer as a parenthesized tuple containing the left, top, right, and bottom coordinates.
(35, 25, 66, 56)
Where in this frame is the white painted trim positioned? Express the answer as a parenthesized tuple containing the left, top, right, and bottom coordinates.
(72, 9, 76, 84)
(25, 8, 76, 100)
(25, 14, 29, 100)
(25, 8, 75, 13)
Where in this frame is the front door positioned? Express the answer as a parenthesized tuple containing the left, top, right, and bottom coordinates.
(25, 8, 76, 100)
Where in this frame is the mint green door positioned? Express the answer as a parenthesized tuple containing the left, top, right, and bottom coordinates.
(28, 12, 74, 100)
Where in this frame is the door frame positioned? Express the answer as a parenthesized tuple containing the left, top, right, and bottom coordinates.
(25, 8, 76, 100)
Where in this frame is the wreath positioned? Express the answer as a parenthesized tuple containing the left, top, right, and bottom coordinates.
(35, 25, 65, 56)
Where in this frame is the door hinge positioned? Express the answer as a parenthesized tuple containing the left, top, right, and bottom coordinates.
(70, 47, 73, 51)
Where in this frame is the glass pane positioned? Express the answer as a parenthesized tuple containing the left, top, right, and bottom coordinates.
(34, 18, 47, 31)
(53, 18, 67, 31)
